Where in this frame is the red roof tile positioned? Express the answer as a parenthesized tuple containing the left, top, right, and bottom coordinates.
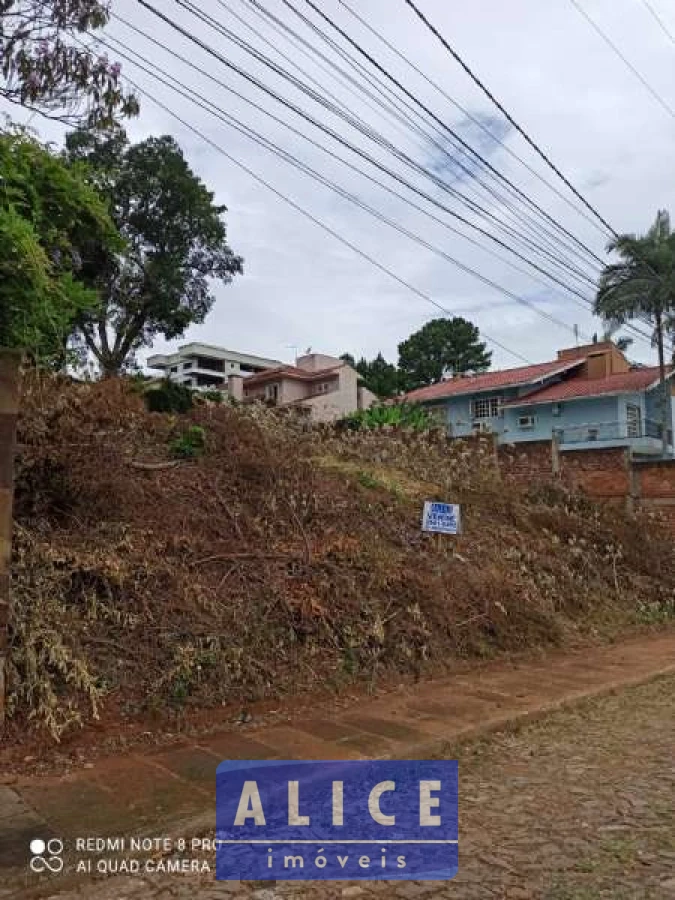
(405, 359, 584, 403)
(503, 367, 668, 407)
(244, 363, 343, 387)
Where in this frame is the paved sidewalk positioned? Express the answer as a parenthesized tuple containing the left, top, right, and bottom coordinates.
(2, 630, 674, 898)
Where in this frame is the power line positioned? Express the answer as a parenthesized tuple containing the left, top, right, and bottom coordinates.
(135, 0, 602, 289)
(289, 0, 605, 269)
(335, 0, 610, 240)
(401, 0, 619, 237)
(112, 11, 593, 300)
(83, 45, 533, 365)
(100, 28, 594, 343)
(640, 0, 675, 45)
(568, 0, 675, 119)
(399, 0, 669, 349)
(188, 0, 600, 283)
(235, 0, 600, 275)
(127, 0, 660, 352)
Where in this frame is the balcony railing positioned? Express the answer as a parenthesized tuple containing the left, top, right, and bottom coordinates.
(553, 419, 668, 445)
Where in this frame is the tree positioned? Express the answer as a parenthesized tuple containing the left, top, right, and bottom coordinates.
(1, 1, 138, 128)
(595, 210, 675, 455)
(340, 351, 400, 398)
(0, 126, 121, 362)
(397, 317, 491, 390)
(64, 129, 244, 375)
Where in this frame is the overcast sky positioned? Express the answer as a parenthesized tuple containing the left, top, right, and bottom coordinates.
(10, 0, 675, 371)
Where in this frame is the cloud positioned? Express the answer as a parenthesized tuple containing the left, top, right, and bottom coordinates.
(4, 0, 674, 371)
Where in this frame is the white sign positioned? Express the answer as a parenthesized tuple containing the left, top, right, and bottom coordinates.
(422, 502, 461, 535)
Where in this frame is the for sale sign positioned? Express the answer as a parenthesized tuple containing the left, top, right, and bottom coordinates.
(216, 759, 458, 881)
(421, 501, 461, 535)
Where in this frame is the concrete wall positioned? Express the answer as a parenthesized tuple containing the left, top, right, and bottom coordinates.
(0, 351, 20, 723)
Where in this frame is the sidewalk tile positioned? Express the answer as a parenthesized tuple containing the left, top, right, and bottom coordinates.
(197, 731, 277, 761)
(149, 746, 219, 790)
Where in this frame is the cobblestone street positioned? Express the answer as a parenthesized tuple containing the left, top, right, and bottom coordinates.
(20, 675, 675, 900)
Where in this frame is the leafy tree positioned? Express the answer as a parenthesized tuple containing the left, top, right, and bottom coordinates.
(397, 317, 491, 390)
(595, 210, 675, 454)
(340, 351, 400, 398)
(0, 126, 120, 362)
(0, 1, 138, 128)
(64, 129, 244, 375)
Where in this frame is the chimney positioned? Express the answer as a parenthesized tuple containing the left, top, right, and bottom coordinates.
(228, 373, 244, 402)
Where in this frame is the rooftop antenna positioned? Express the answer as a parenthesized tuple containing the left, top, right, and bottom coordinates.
(573, 324, 579, 346)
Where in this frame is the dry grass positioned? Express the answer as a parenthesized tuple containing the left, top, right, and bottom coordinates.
(8, 373, 675, 740)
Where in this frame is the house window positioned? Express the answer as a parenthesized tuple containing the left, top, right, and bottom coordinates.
(265, 383, 279, 402)
(471, 396, 501, 419)
(626, 403, 642, 438)
(169, 366, 178, 374)
(196, 356, 224, 372)
(518, 415, 535, 430)
(182, 362, 192, 370)
(315, 382, 331, 395)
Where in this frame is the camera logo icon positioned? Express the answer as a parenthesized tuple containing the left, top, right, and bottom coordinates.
(29, 838, 64, 874)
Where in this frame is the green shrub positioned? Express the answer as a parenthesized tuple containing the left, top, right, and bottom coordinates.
(338, 402, 441, 432)
(202, 389, 224, 404)
(145, 379, 194, 414)
(170, 425, 207, 459)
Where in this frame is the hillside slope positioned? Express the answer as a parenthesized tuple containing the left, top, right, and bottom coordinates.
(9, 375, 675, 739)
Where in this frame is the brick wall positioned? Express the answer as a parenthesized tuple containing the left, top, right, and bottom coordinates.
(492, 437, 675, 535)
(496, 440, 554, 485)
(560, 447, 631, 499)
(632, 460, 675, 534)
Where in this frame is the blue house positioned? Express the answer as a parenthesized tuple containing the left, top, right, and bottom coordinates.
(406, 342, 675, 456)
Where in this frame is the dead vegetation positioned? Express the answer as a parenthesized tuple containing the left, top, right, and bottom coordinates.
(8, 374, 675, 740)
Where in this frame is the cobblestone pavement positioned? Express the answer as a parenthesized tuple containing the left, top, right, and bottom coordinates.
(18, 674, 675, 900)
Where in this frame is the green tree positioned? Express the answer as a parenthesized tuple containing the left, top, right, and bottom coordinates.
(340, 351, 400, 398)
(397, 317, 491, 390)
(0, 126, 121, 362)
(595, 210, 675, 455)
(65, 129, 244, 375)
(1, 1, 138, 128)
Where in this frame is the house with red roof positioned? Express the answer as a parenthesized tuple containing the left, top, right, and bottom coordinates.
(406, 341, 674, 455)
(230, 352, 377, 423)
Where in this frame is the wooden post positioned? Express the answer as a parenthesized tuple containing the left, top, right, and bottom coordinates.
(0, 350, 20, 725)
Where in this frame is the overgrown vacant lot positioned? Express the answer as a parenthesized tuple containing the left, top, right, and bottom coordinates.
(8, 375, 675, 740)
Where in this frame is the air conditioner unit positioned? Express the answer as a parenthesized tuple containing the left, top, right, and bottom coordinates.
(518, 415, 535, 429)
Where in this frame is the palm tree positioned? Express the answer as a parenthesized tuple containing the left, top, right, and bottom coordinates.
(595, 210, 675, 455)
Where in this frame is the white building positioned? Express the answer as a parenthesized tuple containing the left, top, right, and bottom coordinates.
(146, 342, 283, 391)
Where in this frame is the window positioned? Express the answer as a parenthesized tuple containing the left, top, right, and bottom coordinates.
(471, 396, 501, 419)
(626, 403, 642, 438)
(587, 427, 599, 441)
(552, 402, 562, 417)
(182, 362, 192, 370)
(518, 415, 535, 429)
(169, 366, 178, 374)
(315, 382, 332, 395)
(265, 383, 279, 402)
(196, 356, 224, 372)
